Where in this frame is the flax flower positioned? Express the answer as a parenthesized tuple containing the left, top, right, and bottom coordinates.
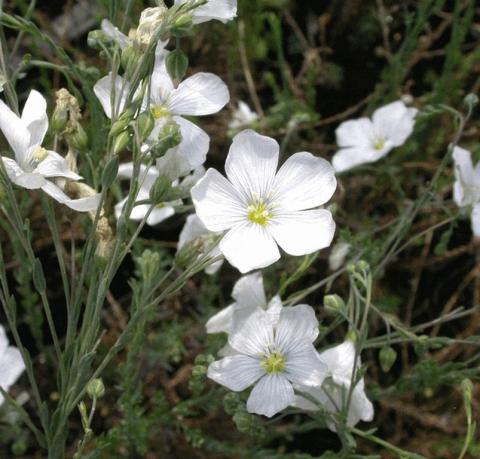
(294, 340, 374, 431)
(191, 129, 336, 273)
(208, 306, 326, 417)
(332, 100, 417, 173)
(0, 325, 25, 406)
(0, 91, 100, 211)
(452, 146, 480, 237)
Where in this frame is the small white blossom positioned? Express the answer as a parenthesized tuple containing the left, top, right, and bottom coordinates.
(175, 0, 237, 24)
(328, 241, 351, 271)
(0, 325, 25, 406)
(191, 129, 337, 273)
(452, 146, 480, 237)
(178, 214, 223, 275)
(229, 101, 258, 130)
(208, 306, 326, 418)
(332, 100, 417, 173)
(294, 340, 374, 431)
(0, 91, 100, 211)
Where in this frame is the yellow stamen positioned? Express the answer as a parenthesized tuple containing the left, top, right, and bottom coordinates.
(150, 105, 170, 119)
(261, 352, 286, 374)
(374, 138, 386, 151)
(247, 201, 271, 226)
(32, 146, 48, 162)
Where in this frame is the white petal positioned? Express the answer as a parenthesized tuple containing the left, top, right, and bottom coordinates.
(41, 181, 100, 211)
(175, 0, 237, 24)
(372, 100, 417, 147)
(34, 151, 81, 180)
(191, 168, 246, 232)
(247, 374, 294, 418)
(318, 340, 357, 385)
(178, 214, 209, 249)
(231, 272, 267, 310)
(0, 346, 25, 390)
(225, 129, 279, 200)
(150, 46, 174, 101)
(471, 204, 480, 238)
(270, 209, 335, 256)
(275, 305, 319, 350)
(220, 222, 280, 273)
(266, 295, 283, 325)
(273, 152, 336, 211)
(206, 304, 235, 334)
(0, 99, 30, 162)
(335, 118, 373, 148)
(332, 147, 381, 173)
(1, 157, 45, 189)
(21, 90, 48, 148)
(207, 354, 263, 391)
(205, 257, 223, 275)
(228, 309, 274, 356)
(101, 19, 130, 49)
(168, 73, 229, 116)
(347, 386, 374, 426)
(146, 205, 175, 225)
(284, 341, 327, 387)
(452, 146, 476, 207)
(94, 73, 130, 119)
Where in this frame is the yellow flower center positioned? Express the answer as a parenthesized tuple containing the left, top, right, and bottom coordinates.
(32, 146, 48, 162)
(150, 105, 170, 119)
(261, 352, 286, 374)
(247, 200, 271, 226)
(374, 138, 386, 151)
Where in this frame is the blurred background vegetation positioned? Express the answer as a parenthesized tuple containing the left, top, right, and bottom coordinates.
(0, 0, 479, 457)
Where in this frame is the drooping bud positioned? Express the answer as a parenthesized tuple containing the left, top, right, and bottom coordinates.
(86, 378, 105, 399)
(324, 294, 346, 315)
(379, 345, 397, 372)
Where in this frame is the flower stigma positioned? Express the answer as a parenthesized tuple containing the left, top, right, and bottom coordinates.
(247, 199, 272, 226)
(150, 105, 170, 119)
(373, 138, 386, 151)
(32, 146, 48, 162)
(261, 352, 286, 374)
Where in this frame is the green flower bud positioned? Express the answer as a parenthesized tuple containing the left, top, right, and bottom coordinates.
(67, 124, 89, 151)
(121, 45, 142, 76)
(149, 175, 173, 204)
(356, 260, 370, 272)
(138, 249, 161, 281)
(324, 294, 346, 315)
(112, 130, 131, 154)
(87, 30, 106, 49)
(379, 345, 397, 372)
(150, 120, 182, 158)
(171, 13, 193, 37)
(464, 93, 479, 109)
(51, 105, 69, 133)
(166, 49, 189, 81)
(110, 109, 134, 137)
(137, 110, 155, 141)
(86, 378, 105, 399)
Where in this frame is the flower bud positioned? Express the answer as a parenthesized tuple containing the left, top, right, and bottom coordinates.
(149, 175, 173, 204)
(86, 378, 105, 399)
(166, 49, 189, 81)
(356, 260, 370, 272)
(67, 124, 89, 151)
(324, 294, 346, 315)
(112, 130, 131, 154)
(87, 30, 106, 49)
(137, 110, 155, 141)
(464, 93, 479, 109)
(150, 120, 182, 158)
(171, 13, 193, 37)
(121, 45, 142, 76)
(51, 105, 69, 133)
(138, 249, 161, 282)
(379, 345, 397, 372)
(110, 109, 134, 137)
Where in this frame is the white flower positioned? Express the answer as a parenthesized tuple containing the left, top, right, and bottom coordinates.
(293, 340, 374, 431)
(94, 45, 229, 179)
(178, 214, 223, 275)
(332, 100, 417, 173)
(0, 325, 25, 406)
(208, 306, 326, 417)
(0, 91, 100, 211)
(206, 272, 283, 333)
(175, 0, 237, 24)
(328, 241, 351, 271)
(191, 129, 337, 273)
(229, 101, 258, 130)
(452, 146, 480, 237)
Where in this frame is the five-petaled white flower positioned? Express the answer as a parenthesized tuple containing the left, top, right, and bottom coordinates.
(228, 101, 259, 130)
(94, 45, 229, 179)
(293, 340, 374, 431)
(191, 129, 337, 273)
(208, 305, 326, 417)
(206, 271, 282, 334)
(332, 100, 417, 173)
(175, 0, 237, 24)
(0, 324, 25, 406)
(178, 214, 223, 275)
(452, 146, 480, 237)
(0, 91, 100, 211)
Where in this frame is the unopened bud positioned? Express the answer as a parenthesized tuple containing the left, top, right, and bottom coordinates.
(87, 30, 106, 49)
(113, 130, 131, 154)
(110, 109, 134, 136)
(121, 45, 142, 76)
(51, 105, 69, 133)
(137, 110, 155, 141)
(149, 175, 172, 203)
(379, 345, 397, 372)
(464, 93, 478, 109)
(324, 294, 346, 315)
(150, 119, 182, 158)
(86, 378, 105, 399)
(171, 13, 193, 37)
(67, 124, 88, 151)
